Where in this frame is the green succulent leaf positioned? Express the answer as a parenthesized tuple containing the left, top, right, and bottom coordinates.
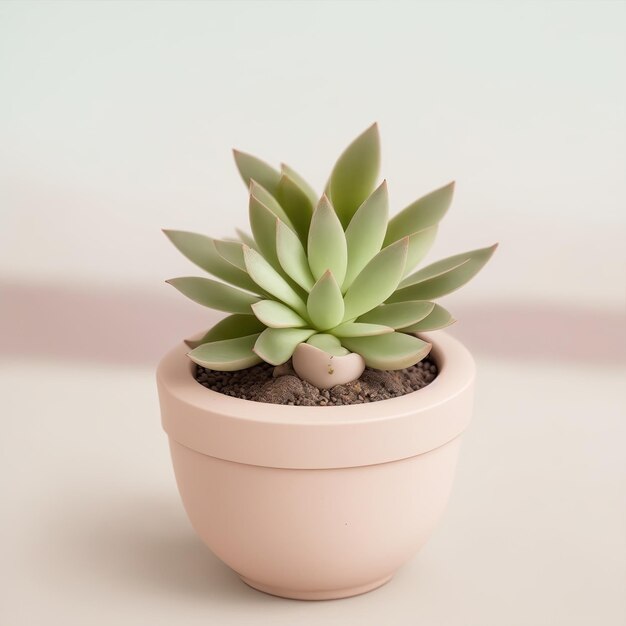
(235, 228, 258, 250)
(188, 334, 262, 371)
(307, 271, 345, 330)
(276, 172, 314, 242)
(276, 219, 315, 291)
(331, 322, 393, 337)
(249, 180, 295, 230)
(343, 181, 389, 290)
(342, 237, 408, 322)
(166, 277, 260, 313)
(389, 244, 498, 302)
(254, 327, 315, 365)
(341, 332, 432, 370)
(251, 300, 307, 328)
(249, 194, 284, 269)
(384, 182, 455, 246)
(243, 246, 307, 318)
(307, 333, 349, 356)
(401, 304, 455, 332)
(163, 229, 213, 270)
(213, 239, 246, 271)
(327, 123, 381, 228)
(185, 314, 266, 349)
(233, 150, 281, 195)
(307, 195, 348, 285)
(163, 230, 259, 293)
(405, 226, 438, 276)
(357, 301, 435, 329)
(281, 163, 318, 208)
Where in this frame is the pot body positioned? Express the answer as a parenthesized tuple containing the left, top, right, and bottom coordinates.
(157, 332, 475, 600)
(169, 435, 461, 599)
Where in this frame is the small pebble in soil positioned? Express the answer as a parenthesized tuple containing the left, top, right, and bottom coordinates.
(194, 358, 438, 406)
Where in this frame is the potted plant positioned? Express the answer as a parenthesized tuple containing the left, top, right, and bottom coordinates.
(157, 124, 496, 600)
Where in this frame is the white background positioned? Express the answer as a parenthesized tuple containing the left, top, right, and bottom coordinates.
(1, 0, 624, 308)
(1, 2, 624, 625)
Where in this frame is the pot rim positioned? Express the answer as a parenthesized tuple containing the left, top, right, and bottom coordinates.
(158, 331, 473, 423)
(157, 331, 476, 469)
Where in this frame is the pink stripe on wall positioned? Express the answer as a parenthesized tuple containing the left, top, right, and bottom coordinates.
(1, 281, 623, 367)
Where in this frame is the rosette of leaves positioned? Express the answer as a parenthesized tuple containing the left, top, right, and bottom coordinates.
(165, 124, 496, 377)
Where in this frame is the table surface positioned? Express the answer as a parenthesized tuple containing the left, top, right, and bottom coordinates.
(2, 350, 624, 626)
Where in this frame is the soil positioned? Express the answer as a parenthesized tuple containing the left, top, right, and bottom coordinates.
(194, 358, 438, 406)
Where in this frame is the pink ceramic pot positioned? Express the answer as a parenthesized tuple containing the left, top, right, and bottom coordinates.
(157, 331, 475, 600)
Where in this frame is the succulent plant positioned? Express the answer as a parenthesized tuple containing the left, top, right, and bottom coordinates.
(165, 124, 496, 387)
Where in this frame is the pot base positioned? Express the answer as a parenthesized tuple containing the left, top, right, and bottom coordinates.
(239, 574, 393, 601)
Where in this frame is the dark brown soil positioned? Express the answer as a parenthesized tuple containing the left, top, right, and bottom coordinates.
(194, 358, 438, 406)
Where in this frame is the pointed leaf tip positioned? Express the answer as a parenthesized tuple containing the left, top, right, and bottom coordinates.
(243, 246, 307, 317)
(248, 194, 286, 269)
(358, 300, 435, 329)
(391, 243, 498, 302)
(249, 179, 296, 231)
(399, 303, 455, 332)
(233, 149, 281, 195)
(185, 314, 266, 348)
(276, 170, 315, 242)
(162, 230, 259, 292)
(343, 180, 389, 289)
(327, 124, 381, 228)
(167, 276, 260, 313)
(213, 239, 247, 271)
(280, 162, 319, 210)
(343, 237, 408, 321)
(307, 270, 344, 330)
(307, 196, 348, 285)
(384, 181, 456, 247)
